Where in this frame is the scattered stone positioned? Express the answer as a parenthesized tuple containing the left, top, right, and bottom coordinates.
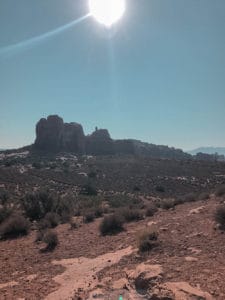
(185, 256, 199, 262)
(165, 281, 214, 300)
(189, 206, 205, 215)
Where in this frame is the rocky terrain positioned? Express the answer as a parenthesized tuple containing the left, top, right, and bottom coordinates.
(0, 116, 225, 299)
(1, 193, 225, 299)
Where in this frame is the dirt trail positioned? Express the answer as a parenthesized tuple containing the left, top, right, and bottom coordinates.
(45, 246, 134, 300)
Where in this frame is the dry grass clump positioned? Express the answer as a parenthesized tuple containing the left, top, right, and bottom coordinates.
(160, 199, 176, 210)
(44, 212, 60, 228)
(198, 192, 210, 201)
(119, 208, 143, 222)
(0, 213, 30, 239)
(83, 212, 95, 223)
(99, 214, 124, 236)
(42, 229, 58, 251)
(137, 229, 158, 252)
(146, 204, 158, 217)
(215, 186, 225, 197)
(215, 205, 225, 230)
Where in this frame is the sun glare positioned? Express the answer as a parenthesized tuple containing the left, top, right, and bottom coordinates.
(89, 0, 126, 27)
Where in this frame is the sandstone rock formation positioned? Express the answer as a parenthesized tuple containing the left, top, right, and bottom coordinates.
(86, 129, 115, 155)
(34, 115, 85, 154)
(35, 115, 64, 152)
(33, 115, 191, 159)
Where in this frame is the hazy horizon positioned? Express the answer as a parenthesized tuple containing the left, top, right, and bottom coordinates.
(1, 0, 225, 150)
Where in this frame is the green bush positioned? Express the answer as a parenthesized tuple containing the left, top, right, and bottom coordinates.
(0, 214, 30, 239)
(99, 214, 124, 236)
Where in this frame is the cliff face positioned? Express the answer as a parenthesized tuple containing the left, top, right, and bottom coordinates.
(34, 116, 85, 153)
(86, 129, 115, 155)
(35, 115, 64, 152)
(33, 115, 191, 159)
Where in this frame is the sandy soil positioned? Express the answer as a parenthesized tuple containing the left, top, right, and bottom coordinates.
(0, 197, 225, 299)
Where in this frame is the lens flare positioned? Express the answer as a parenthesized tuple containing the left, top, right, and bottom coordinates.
(89, 0, 126, 27)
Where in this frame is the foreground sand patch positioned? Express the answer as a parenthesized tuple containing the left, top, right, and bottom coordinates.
(45, 246, 133, 300)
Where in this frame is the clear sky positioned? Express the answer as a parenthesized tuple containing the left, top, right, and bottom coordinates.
(0, 0, 225, 150)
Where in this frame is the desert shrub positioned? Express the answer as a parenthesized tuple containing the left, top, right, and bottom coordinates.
(88, 171, 97, 179)
(44, 212, 60, 228)
(160, 199, 175, 210)
(80, 184, 98, 196)
(99, 214, 124, 236)
(215, 186, 225, 197)
(42, 229, 58, 250)
(32, 162, 42, 169)
(55, 196, 75, 223)
(0, 214, 30, 239)
(83, 212, 95, 223)
(69, 219, 77, 230)
(198, 192, 210, 200)
(155, 185, 165, 193)
(137, 229, 158, 252)
(108, 195, 142, 209)
(119, 208, 143, 222)
(94, 207, 103, 218)
(0, 205, 13, 224)
(146, 204, 158, 217)
(183, 193, 196, 203)
(215, 205, 225, 229)
(173, 197, 185, 206)
(0, 191, 9, 205)
(133, 185, 141, 192)
(22, 191, 56, 221)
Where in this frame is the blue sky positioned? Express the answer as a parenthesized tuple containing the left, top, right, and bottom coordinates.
(0, 0, 225, 150)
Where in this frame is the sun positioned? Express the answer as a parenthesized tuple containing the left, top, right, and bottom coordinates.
(89, 0, 126, 27)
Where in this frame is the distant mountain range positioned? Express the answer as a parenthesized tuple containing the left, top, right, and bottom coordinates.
(188, 147, 225, 156)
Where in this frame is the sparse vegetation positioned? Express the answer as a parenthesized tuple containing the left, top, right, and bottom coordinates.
(198, 192, 210, 200)
(83, 212, 95, 223)
(0, 204, 13, 224)
(43, 212, 60, 228)
(0, 213, 30, 239)
(119, 208, 143, 222)
(99, 214, 124, 235)
(42, 229, 58, 250)
(80, 184, 98, 196)
(137, 229, 158, 252)
(146, 204, 158, 217)
(22, 191, 56, 221)
(215, 205, 225, 230)
(160, 199, 175, 210)
(215, 186, 225, 197)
